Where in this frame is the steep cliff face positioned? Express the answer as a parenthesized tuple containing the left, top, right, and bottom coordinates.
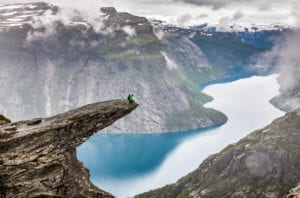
(0, 99, 138, 197)
(137, 109, 300, 198)
(0, 2, 226, 132)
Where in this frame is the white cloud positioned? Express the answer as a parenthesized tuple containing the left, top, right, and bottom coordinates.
(252, 8, 300, 110)
(177, 14, 193, 26)
(232, 11, 244, 20)
(216, 17, 231, 31)
(196, 13, 208, 19)
(153, 29, 165, 40)
(122, 25, 136, 37)
(0, 0, 299, 28)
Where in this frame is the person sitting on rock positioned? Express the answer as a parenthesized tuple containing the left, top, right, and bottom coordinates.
(127, 94, 135, 103)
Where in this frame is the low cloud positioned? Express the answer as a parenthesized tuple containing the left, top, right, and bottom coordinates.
(253, 31, 300, 84)
(122, 25, 136, 37)
(258, 4, 270, 11)
(232, 11, 244, 20)
(177, 14, 193, 26)
(270, 31, 300, 91)
(26, 17, 58, 43)
(253, 7, 300, 109)
(216, 17, 231, 31)
(178, 0, 293, 10)
(0, 0, 298, 28)
(215, 11, 244, 30)
(25, 7, 84, 43)
(273, 30, 300, 110)
(24, 5, 137, 44)
(179, 0, 226, 10)
(196, 13, 208, 19)
(154, 29, 165, 40)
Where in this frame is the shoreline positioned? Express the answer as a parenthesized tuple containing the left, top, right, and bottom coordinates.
(77, 74, 284, 197)
(103, 67, 276, 134)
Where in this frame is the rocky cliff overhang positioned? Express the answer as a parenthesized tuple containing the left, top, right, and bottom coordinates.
(0, 99, 138, 197)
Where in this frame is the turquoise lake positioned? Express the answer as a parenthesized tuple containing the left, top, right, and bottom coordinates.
(77, 74, 284, 197)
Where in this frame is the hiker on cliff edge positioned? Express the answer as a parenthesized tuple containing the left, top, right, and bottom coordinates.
(127, 94, 135, 103)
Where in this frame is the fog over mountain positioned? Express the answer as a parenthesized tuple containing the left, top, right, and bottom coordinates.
(0, 0, 298, 28)
(254, 8, 300, 111)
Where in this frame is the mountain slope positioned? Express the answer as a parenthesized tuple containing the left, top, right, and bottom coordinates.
(137, 109, 300, 197)
(0, 2, 227, 132)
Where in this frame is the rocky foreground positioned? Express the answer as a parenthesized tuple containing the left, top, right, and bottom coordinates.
(137, 109, 300, 198)
(0, 100, 138, 197)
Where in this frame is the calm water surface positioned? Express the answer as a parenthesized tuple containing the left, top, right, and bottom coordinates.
(77, 74, 284, 197)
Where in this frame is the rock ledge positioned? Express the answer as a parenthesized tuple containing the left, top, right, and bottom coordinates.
(0, 99, 138, 197)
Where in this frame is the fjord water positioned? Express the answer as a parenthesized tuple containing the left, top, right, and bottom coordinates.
(77, 74, 284, 197)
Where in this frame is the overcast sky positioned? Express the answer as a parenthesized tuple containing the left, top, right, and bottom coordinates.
(0, 0, 299, 28)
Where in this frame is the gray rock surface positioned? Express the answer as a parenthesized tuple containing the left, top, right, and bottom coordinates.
(285, 184, 300, 198)
(137, 109, 300, 198)
(0, 99, 138, 197)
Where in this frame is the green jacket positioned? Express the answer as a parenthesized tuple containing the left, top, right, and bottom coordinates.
(128, 95, 134, 103)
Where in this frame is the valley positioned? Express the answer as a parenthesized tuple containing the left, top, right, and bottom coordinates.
(0, 2, 299, 198)
(77, 75, 284, 197)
